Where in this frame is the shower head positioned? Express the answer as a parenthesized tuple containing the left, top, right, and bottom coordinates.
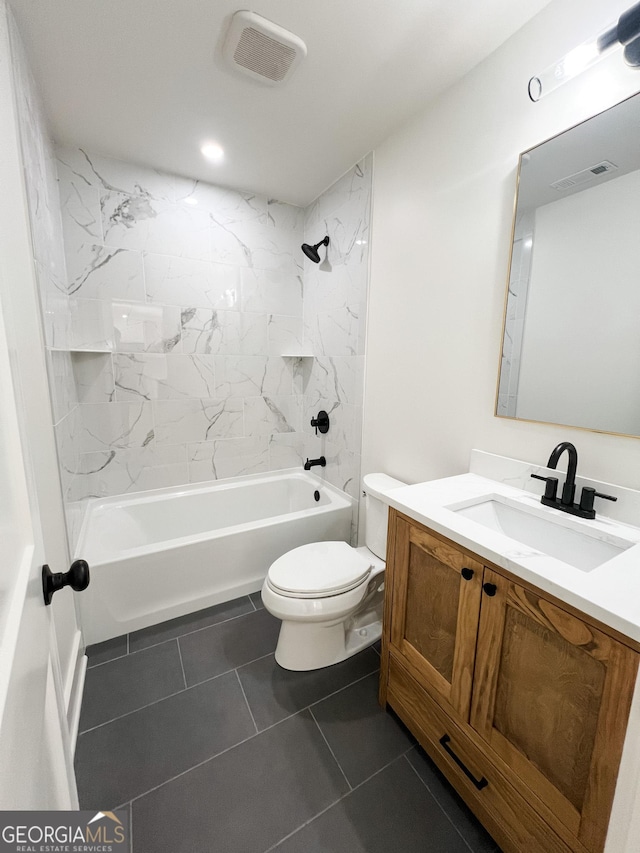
(301, 236, 329, 264)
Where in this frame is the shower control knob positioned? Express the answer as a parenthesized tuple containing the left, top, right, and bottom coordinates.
(310, 410, 330, 435)
(42, 559, 90, 606)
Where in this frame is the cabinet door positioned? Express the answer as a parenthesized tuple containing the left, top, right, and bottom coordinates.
(389, 518, 484, 719)
(470, 569, 639, 852)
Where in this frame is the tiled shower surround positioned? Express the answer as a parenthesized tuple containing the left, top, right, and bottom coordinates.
(50, 148, 371, 549)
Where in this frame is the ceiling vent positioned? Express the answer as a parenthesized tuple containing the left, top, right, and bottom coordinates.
(550, 160, 619, 191)
(222, 11, 307, 86)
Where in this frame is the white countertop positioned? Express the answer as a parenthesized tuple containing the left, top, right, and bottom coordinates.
(374, 472, 640, 644)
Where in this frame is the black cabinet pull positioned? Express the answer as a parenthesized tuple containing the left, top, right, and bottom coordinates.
(483, 582, 497, 597)
(461, 568, 474, 581)
(439, 734, 488, 791)
(42, 559, 90, 605)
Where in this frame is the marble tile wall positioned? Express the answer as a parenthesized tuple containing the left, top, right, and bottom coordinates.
(301, 156, 372, 502)
(53, 147, 372, 525)
(54, 146, 307, 515)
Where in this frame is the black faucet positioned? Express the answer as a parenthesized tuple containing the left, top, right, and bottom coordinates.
(304, 456, 326, 471)
(548, 441, 578, 506)
(531, 442, 617, 519)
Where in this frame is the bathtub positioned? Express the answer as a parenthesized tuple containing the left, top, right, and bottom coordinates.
(76, 469, 355, 645)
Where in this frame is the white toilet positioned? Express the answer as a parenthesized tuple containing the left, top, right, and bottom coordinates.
(261, 473, 406, 671)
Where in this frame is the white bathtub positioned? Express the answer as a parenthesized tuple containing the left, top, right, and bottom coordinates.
(76, 469, 355, 645)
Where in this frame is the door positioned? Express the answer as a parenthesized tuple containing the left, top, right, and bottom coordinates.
(0, 8, 77, 808)
(470, 569, 639, 852)
(389, 516, 483, 719)
(0, 289, 77, 807)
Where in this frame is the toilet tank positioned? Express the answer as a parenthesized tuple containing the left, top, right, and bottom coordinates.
(362, 473, 407, 559)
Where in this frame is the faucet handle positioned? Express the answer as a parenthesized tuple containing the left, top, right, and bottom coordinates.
(531, 473, 559, 502)
(579, 487, 617, 514)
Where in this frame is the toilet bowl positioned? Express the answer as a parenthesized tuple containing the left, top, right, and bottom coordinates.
(261, 473, 406, 671)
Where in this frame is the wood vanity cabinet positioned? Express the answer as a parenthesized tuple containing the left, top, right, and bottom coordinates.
(379, 509, 640, 853)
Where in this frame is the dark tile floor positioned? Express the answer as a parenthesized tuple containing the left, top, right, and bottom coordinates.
(77, 594, 501, 853)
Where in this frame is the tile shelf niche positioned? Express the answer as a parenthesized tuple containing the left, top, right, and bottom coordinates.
(51, 348, 112, 353)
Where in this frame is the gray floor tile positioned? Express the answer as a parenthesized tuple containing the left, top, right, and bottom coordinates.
(311, 672, 414, 786)
(178, 607, 281, 686)
(407, 745, 500, 852)
(238, 648, 380, 731)
(271, 754, 471, 853)
(129, 596, 254, 652)
(86, 635, 128, 668)
(75, 671, 255, 809)
(249, 591, 264, 610)
(79, 640, 185, 732)
(132, 710, 349, 853)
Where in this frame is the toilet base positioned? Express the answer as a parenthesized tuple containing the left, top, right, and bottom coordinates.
(274, 616, 382, 671)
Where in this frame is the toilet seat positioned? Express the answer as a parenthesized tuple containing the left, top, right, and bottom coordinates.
(267, 541, 372, 599)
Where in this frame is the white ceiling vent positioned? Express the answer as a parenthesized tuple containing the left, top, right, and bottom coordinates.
(551, 160, 619, 192)
(222, 11, 307, 86)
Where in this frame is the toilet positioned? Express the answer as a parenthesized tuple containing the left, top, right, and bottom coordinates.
(261, 473, 406, 671)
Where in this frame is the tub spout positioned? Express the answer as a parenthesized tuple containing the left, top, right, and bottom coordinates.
(304, 456, 326, 470)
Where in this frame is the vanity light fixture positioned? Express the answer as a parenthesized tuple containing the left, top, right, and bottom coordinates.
(200, 141, 225, 162)
(529, 0, 640, 101)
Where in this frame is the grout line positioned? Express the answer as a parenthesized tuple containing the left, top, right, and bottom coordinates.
(85, 654, 381, 810)
(128, 728, 263, 806)
(308, 706, 352, 791)
(126, 607, 260, 656)
(78, 651, 279, 735)
(87, 606, 259, 668)
(78, 686, 189, 736)
(307, 668, 379, 712)
(403, 752, 477, 853)
(87, 651, 129, 670)
(249, 594, 257, 611)
(176, 638, 188, 690)
(124, 674, 380, 808)
(224, 666, 381, 740)
(235, 669, 259, 734)
(260, 750, 415, 853)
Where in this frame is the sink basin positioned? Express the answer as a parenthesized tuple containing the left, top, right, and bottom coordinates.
(449, 496, 633, 572)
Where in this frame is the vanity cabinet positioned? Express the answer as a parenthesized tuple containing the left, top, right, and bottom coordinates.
(380, 509, 639, 853)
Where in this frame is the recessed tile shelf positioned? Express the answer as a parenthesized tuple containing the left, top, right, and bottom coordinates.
(50, 348, 112, 354)
(280, 352, 315, 358)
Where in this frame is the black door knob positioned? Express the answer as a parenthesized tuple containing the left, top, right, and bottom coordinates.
(42, 559, 90, 606)
(483, 582, 497, 597)
(461, 568, 474, 581)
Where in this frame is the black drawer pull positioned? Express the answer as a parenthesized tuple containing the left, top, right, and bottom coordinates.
(439, 734, 488, 791)
(461, 567, 474, 581)
(483, 582, 497, 597)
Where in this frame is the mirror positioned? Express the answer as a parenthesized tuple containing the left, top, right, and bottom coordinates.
(497, 91, 640, 438)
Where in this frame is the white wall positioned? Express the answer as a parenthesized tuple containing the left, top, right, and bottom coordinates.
(363, 0, 640, 491)
(517, 168, 640, 433)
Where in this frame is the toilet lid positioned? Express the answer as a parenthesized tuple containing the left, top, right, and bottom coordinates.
(268, 541, 372, 598)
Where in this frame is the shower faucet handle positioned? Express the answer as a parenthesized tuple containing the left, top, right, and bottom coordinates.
(310, 410, 330, 435)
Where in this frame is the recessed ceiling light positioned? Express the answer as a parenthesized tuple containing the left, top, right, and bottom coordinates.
(201, 141, 224, 163)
